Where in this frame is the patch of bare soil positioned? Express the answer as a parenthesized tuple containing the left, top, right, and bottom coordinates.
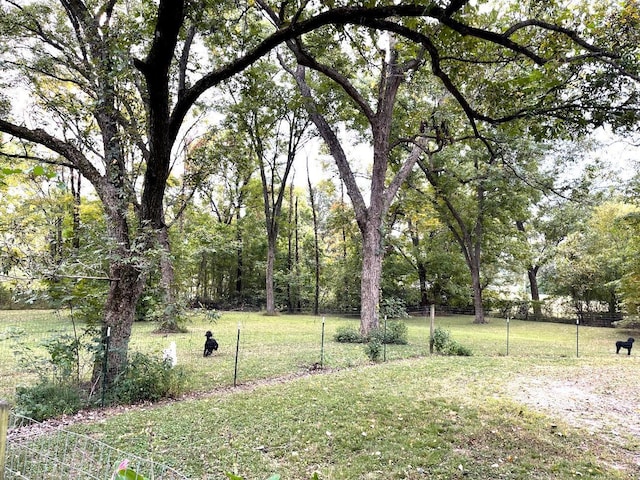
(508, 363, 640, 469)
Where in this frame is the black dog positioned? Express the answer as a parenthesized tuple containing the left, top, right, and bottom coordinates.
(615, 337, 634, 355)
(203, 330, 218, 357)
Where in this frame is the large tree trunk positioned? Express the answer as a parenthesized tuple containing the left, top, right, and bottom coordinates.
(286, 38, 423, 337)
(156, 226, 180, 331)
(101, 261, 145, 384)
(265, 234, 277, 315)
(470, 262, 485, 324)
(527, 266, 543, 320)
(360, 220, 384, 336)
(92, 190, 146, 385)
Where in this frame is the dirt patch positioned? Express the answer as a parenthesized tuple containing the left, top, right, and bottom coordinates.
(508, 363, 640, 467)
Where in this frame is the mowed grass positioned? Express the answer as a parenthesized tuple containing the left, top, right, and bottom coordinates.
(3, 310, 640, 479)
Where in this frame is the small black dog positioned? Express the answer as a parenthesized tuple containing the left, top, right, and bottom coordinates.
(615, 337, 634, 355)
(203, 330, 218, 357)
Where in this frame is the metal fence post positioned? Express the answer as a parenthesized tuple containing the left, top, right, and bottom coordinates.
(0, 400, 9, 480)
(429, 305, 435, 354)
(101, 327, 111, 407)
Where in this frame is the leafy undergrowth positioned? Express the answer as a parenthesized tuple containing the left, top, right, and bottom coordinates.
(68, 356, 640, 479)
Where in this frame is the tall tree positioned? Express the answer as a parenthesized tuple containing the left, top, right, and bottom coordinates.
(225, 61, 311, 315)
(515, 142, 607, 320)
(277, 31, 427, 335)
(387, 174, 468, 313)
(263, 0, 639, 331)
(544, 201, 638, 322)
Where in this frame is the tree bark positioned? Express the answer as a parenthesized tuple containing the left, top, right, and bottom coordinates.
(470, 262, 485, 324)
(360, 218, 384, 336)
(527, 267, 543, 320)
(265, 235, 277, 315)
(101, 260, 145, 384)
(156, 226, 180, 331)
(70, 169, 81, 250)
(516, 220, 542, 321)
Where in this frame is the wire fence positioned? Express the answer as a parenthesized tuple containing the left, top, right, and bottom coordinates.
(4, 410, 187, 480)
(0, 310, 437, 402)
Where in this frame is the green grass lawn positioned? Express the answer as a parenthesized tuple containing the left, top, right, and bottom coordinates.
(3, 310, 640, 479)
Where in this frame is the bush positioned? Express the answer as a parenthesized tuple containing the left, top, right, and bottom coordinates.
(432, 327, 472, 356)
(364, 338, 383, 362)
(110, 352, 186, 405)
(333, 325, 364, 343)
(442, 341, 472, 356)
(15, 382, 84, 421)
(370, 320, 408, 345)
(432, 327, 451, 352)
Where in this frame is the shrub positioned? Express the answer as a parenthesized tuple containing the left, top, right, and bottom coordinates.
(333, 325, 364, 343)
(432, 327, 472, 356)
(15, 382, 84, 421)
(110, 352, 186, 405)
(432, 327, 451, 352)
(364, 338, 383, 362)
(442, 341, 473, 356)
(371, 320, 408, 345)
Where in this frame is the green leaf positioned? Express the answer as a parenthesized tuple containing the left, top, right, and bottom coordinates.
(225, 473, 244, 480)
(31, 165, 46, 176)
(114, 468, 147, 480)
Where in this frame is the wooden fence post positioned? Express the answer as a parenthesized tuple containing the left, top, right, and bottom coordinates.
(0, 400, 9, 480)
